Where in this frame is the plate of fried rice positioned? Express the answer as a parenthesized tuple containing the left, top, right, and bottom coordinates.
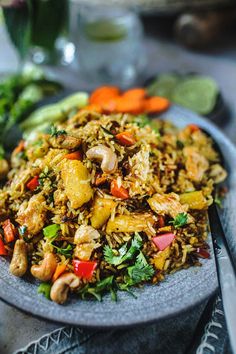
(0, 87, 234, 327)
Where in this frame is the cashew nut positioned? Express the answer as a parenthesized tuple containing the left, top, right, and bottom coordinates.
(31, 253, 57, 281)
(9, 239, 28, 277)
(86, 145, 118, 173)
(50, 273, 80, 304)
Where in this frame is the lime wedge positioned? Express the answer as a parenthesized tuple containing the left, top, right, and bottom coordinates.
(172, 77, 219, 115)
(84, 20, 127, 42)
(148, 73, 181, 99)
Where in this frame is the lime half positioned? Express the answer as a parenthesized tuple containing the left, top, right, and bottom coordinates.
(172, 77, 219, 115)
(84, 19, 128, 42)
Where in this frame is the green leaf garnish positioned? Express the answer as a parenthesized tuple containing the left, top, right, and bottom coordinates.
(104, 233, 142, 266)
(52, 243, 74, 258)
(50, 125, 67, 137)
(125, 252, 155, 286)
(0, 145, 5, 160)
(78, 276, 116, 302)
(214, 195, 222, 208)
(43, 224, 60, 241)
(37, 282, 52, 300)
(169, 212, 188, 228)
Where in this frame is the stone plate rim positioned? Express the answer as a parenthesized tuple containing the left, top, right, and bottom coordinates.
(0, 104, 235, 328)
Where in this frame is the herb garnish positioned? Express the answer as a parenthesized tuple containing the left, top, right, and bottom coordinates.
(52, 243, 74, 258)
(104, 232, 142, 266)
(78, 276, 116, 302)
(51, 125, 67, 137)
(169, 212, 188, 228)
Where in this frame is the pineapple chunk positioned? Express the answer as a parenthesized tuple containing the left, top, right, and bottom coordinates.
(106, 213, 155, 234)
(153, 247, 170, 270)
(180, 191, 208, 210)
(90, 196, 117, 229)
(60, 160, 93, 209)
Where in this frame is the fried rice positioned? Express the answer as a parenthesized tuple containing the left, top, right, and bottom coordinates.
(0, 110, 227, 303)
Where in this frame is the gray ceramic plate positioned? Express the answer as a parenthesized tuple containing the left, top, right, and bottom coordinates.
(0, 105, 235, 328)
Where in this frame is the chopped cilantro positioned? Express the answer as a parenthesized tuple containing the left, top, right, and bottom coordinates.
(134, 115, 160, 136)
(52, 243, 74, 258)
(123, 252, 155, 287)
(169, 212, 188, 228)
(104, 233, 142, 266)
(78, 276, 116, 302)
(37, 282, 52, 300)
(43, 224, 60, 241)
(50, 125, 67, 137)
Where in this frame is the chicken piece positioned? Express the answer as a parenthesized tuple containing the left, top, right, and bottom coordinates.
(49, 133, 81, 150)
(148, 193, 188, 218)
(60, 160, 93, 209)
(106, 213, 155, 234)
(74, 225, 100, 260)
(184, 146, 209, 182)
(90, 196, 117, 229)
(16, 194, 47, 235)
(0, 159, 9, 180)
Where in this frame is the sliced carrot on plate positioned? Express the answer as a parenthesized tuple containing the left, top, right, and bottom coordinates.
(122, 88, 147, 100)
(144, 96, 170, 114)
(90, 86, 120, 105)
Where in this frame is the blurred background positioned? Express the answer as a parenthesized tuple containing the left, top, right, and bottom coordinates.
(0, 1, 236, 352)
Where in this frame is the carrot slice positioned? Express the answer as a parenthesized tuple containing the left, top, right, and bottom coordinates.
(122, 88, 147, 100)
(115, 97, 145, 114)
(95, 174, 107, 186)
(101, 97, 120, 114)
(13, 140, 25, 155)
(3, 219, 16, 243)
(144, 96, 170, 114)
(0, 238, 7, 256)
(110, 180, 129, 199)
(90, 86, 120, 105)
(52, 264, 67, 283)
(80, 104, 102, 113)
(64, 151, 82, 160)
(115, 131, 136, 146)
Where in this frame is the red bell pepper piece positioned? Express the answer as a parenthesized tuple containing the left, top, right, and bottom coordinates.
(158, 215, 165, 228)
(27, 176, 39, 191)
(3, 219, 16, 243)
(0, 238, 7, 256)
(110, 180, 129, 199)
(196, 248, 210, 259)
(115, 132, 136, 146)
(73, 260, 97, 280)
(153, 233, 175, 251)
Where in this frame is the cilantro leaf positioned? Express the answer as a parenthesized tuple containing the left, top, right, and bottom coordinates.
(78, 276, 116, 302)
(214, 195, 222, 208)
(125, 252, 155, 286)
(50, 125, 67, 137)
(37, 282, 52, 300)
(52, 243, 74, 258)
(169, 212, 188, 228)
(104, 233, 142, 266)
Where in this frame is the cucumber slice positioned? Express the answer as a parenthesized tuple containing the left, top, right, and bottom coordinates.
(172, 77, 219, 115)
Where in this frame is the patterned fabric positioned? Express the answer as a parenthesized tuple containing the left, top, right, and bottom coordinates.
(15, 295, 230, 354)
